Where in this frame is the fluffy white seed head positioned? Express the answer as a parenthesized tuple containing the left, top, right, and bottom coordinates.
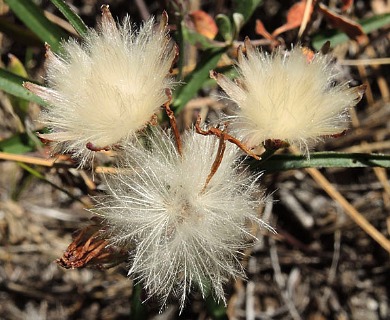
(93, 128, 273, 310)
(26, 8, 176, 166)
(213, 43, 365, 153)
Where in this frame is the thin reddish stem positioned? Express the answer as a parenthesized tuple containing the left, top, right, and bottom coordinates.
(162, 89, 182, 156)
(201, 133, 226, 193)
(195, 115, 260, 160)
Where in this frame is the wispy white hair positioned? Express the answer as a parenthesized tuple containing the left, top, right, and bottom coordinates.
(213, 43, 365, 154)
(93, 128, 274, 311)
(26, 8, 176, 167)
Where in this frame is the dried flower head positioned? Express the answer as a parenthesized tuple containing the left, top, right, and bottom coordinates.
(25, 6, 176, 166)
(212, 40, 365, 153)
(93, 128, 273, 310)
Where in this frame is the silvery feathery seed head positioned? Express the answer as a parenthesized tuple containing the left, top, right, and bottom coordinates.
(25, 7, 176, 167)
(92, 128, 274, 311)
(212, 40, 365, 153)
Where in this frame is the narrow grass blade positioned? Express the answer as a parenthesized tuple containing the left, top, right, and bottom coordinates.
(0, 68, 47, 106)
(50, 0, 88, 37)
(251, 152, 390, 172)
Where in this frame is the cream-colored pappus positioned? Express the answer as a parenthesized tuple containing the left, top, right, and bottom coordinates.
(93, 128, 274, 311)
(212, 39, 366, 154)
(25, 6, 176, 167)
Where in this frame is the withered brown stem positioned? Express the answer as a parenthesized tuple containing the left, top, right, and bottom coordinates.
(163, 88, 182, 156)
(201, 133, 226, 193)
(195, 115, 260, 160)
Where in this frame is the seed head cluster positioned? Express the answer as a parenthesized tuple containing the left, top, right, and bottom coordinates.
(25, 7, 176, 166)
(213, 41, 365, 152)
(94, 128, 272, 309)
(27, 4, 365, 312)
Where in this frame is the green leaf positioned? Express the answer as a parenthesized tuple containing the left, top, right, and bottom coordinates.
(233, 0, 263, 23)
(7, 54, 29, 121)
(4, 0, 68, 52)
(360, 13, 390, 33)
(0, 68, 47, 106)
(251, 152, 390, 172)
(216, 14, 233, 43)
(0, 132, 37, 154)
(312, 13, 390, 50)
(181, 22, 219, 50)
(50, 0, 88, 37)
(172, 48, 225, 113)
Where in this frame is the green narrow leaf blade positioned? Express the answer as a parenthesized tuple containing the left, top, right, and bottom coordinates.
(0, 68, 47, 106)
(5, 0, 68, 52)
(50, 0, 88, 37)
(172, 48, 225, 114)
(251, 152, 390, 172)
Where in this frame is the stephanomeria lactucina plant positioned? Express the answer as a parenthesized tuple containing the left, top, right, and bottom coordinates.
(211, 39, 366, 154)
(25, 6, 176, 167)
(42, 4, 365, 315)
(92, 128, 274, 310)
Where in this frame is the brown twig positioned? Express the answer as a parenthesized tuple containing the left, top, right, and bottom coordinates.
(305, 166, 390, 253)
(0, 151, 76, 168)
